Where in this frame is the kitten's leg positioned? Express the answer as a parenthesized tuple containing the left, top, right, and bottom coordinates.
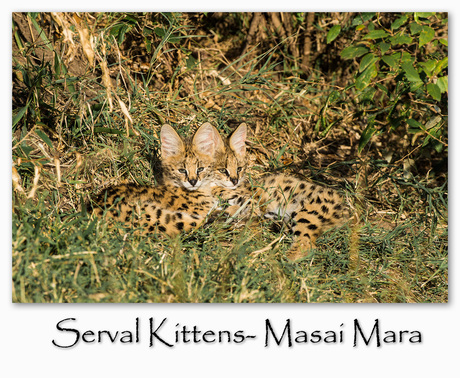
(286, 208, 322, 260)
(286, 190, 347, 261)
(211, 186, 254, 219)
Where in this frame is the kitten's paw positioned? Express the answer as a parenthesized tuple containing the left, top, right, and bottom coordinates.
(286, 242, 315, 261)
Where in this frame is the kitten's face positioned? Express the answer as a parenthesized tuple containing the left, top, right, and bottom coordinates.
(160, 123, 222, 191)
(211, 123, 247, 189)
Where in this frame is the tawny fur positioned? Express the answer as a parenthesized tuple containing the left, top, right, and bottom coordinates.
(92, 121, 349, 261)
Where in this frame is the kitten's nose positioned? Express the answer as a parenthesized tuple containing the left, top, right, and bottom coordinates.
(231, 178, 239, 186)
(189, 179, 197, 187)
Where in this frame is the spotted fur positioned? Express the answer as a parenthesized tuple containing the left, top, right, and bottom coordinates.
(210, 126, 349, 261)
(91, 123, 224, 236)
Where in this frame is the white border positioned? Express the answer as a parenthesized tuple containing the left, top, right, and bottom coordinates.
(4, 3, 457, 376)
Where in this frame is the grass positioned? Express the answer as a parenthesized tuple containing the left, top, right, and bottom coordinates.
(12, 12, 447, 303)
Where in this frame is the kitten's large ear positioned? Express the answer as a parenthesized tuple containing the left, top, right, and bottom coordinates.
(229, 123, 247, 156)
(161, 124, 185, 158)
(193, 122, 225, 155)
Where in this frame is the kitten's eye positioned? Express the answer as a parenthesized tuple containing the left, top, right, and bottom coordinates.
(178, 169, 187, 174)
(237, 167, 243, 172)
(218, 168, 228, 175)
(197, 167, 204, 173)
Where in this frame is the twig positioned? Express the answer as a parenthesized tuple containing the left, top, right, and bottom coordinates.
(250, 235, 285, 257)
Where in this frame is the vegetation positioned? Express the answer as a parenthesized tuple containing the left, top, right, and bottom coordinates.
(12, 12, 447, 303)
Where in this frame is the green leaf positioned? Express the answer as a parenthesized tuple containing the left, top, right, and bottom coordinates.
(436, 76, 448, 93)
(427, 83, 441, 101)
(434, 142, 444, 153)
(415, 12, 435, 20)
(440, 38, 448, 46)
(358, 120, 377, 154)
(375, 82, 389, 96)
(390, 34, 413, 45)
(359, 53, 379, 72)
(410, 81, 424, 92)
(358, 87, 377, 102)
(378, 42, 391, 54)
(351, 13, 376, 26)
(419, 60, 436, 76)
(410, 22, 423, 35)
(28, 13, 53, 51)
(363, 30, 389, 40)
(382, 54, 399, 69)
(154, 27, 166, 37)
(186, 55, 198, 69)
(401, 62, 422, 83)
(401, 52, 413, 64)
(340, 45, 369, 59)
(35, 129, 54, 151)
(13, 105, 28, 127)
(407, 118, 424, 132)
(327, 25, 341, 43)
(391, 15, 408, 30)
(355, 63, 378, 91)
(434, 57, 448, 75)
(419, 26, 435, 47)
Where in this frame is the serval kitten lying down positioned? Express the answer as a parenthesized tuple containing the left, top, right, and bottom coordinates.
(210, 124, 349, 261)
(92, 121, 348, 261)
(91, 122, 231, 236)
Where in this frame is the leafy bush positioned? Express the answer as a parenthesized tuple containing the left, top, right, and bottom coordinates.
(334, 12, 447, 154)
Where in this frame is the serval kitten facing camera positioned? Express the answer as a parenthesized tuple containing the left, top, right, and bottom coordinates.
(91, 123, 225, 236)
(210, 125, 349, 261)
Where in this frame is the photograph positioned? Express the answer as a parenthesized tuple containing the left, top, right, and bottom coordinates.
(12, 12, 448, 303)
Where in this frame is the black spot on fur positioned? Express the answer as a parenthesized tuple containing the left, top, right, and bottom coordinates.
(179, 203, 189, 211)
(307, 224, 318, 230)
(297, 218, 310, 223)
(158, 225, 167, 232)
(175, 222, 184, 231)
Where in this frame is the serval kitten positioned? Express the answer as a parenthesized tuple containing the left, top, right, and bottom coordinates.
(91, 123, 224, 236)
(211, 125, 349, 261)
